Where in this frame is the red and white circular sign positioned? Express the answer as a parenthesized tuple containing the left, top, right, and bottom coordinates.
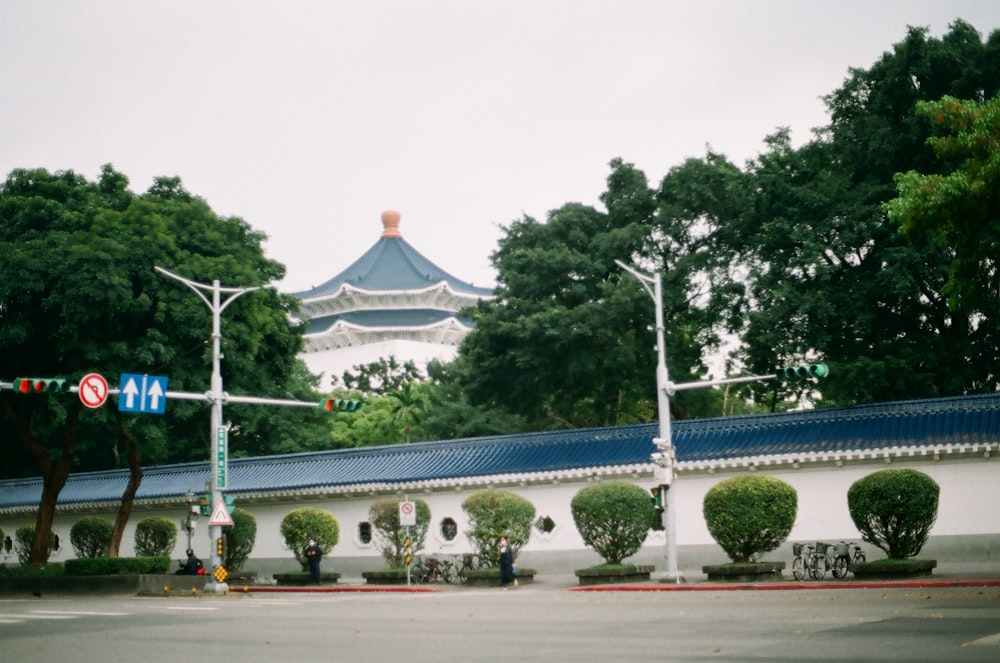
(78, 373, 109, 409)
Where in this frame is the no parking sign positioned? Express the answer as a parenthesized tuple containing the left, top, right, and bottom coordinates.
(399, 500, 416, 526)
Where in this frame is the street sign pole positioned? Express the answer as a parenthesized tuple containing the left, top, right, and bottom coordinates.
(156, 266, 271, 593)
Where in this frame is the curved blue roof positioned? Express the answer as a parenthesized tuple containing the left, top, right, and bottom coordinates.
(304, 309, 475, 334)
(1, 394, 997, 510)
(293, 236, 494, 299)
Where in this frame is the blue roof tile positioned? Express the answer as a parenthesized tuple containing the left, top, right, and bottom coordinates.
(1, 394, 998, 510)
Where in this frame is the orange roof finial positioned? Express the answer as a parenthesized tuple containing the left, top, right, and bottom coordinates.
(381, 210, 402, 238)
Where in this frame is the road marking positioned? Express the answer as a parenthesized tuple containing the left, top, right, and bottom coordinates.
(964, 632, 1000, 647)
(32, 610, 129, 617)
(165, 606, 219, 611)
(0, 612, 76, 620)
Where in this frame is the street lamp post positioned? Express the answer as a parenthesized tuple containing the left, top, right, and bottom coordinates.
(156, 266, 271, 592)
(183, 490, 198, 550)
(615, 260, 680, 583)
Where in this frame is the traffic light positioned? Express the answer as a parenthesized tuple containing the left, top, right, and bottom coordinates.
(199, 493, 211, 516)
(319, 398, 363, 412)
(216, 536, 226, 558)
(13, 377, 67, 394)
(650, 485, 663, 509)
(777, 363, 829, 381)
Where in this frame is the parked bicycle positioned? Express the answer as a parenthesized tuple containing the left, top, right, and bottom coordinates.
(412, 555, 458, 584)
(791, 543, 826, 580)
(455, 553, 492, 584)
(817, 541, 848, 578)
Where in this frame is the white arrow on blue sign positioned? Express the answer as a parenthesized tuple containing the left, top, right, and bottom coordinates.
(119, 374, 169, 414)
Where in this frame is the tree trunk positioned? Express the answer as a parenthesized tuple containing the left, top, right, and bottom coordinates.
(107, 424, 143, 557)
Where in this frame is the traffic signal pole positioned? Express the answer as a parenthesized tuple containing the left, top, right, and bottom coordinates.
(155, 266, 270, 593)
(616, 261, 824, 585)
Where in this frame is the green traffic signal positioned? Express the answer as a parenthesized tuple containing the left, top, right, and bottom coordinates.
(13, 377, 67, 393)
(778, 363, 829, 380)
(319, 398, 363, 412)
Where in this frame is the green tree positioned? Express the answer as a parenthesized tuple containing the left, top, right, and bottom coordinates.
(703, 475, 797, 563)
(388, 382, 429, 443)
(337, 356, 424, 394)
(733, 21, 1000, 405)
(886, 93, 1000, 315)
(0, 166, 308, 563)
(222, 508, 257, 572)
(369, 497, 431, 567)
(133, 516, 178, 557)
(847, 469, 939, 559)
(458, 159, 730, 428)
(570, 481, 654, 565)
(461, 489, 535, 566)
(70, 516, 114, 559)
(280, 507, 339, 571)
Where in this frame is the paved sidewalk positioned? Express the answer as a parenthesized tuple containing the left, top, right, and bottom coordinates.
(231, 560, 1000, 594)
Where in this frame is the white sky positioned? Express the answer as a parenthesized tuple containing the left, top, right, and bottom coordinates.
(2, 1, 998, 293)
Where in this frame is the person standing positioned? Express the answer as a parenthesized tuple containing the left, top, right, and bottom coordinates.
(499, 536, 517, 588)
(304, 537, 322, 585)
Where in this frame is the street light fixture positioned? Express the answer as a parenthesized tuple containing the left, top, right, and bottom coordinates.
(616, 260, 680, 583)
(183, 490, 198, 550)
(156, 265, 272, 592)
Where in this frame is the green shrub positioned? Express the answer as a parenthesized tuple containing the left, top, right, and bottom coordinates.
(369, 498, 431, 567)
(571, 481, 655, 565)
(847, 468, 939, 559)
(703, 474, 797, 563)
(64, 556, 170, 575)
(280, 507, 339, 571)
(461, 489, 535, 566)
(14, 525, 35, 566)
(134, 517, 178, 557)
(70, 516, 114, 558)
(223, 508, 257, 572)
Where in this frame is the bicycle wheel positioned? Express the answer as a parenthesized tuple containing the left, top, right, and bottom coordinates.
(832, 556, 848, 579)
(809, 555, 826, 580)
(854, 552, 865, 565)
(442, 562, 458, 584)
(792, 556, 805, 580)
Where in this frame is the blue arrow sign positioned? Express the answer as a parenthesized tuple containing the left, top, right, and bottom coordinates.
(119, 374, 169, 414)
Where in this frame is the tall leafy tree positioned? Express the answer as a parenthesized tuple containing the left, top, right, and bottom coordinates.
(0, 166, 307, 561)
(733, 21, 1000, 405)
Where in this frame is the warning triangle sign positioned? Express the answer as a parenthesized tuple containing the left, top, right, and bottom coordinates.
(208, 498, 234, 526)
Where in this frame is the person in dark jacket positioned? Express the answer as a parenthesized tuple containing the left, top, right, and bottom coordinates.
(499, 536, 517, 588)
(304, 537, 323, 585)
(179, 549, 204, 575)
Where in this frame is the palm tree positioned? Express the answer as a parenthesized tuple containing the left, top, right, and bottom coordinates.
(388, 383, 428, 443)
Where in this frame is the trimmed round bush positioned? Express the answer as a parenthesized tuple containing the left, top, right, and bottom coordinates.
(133, 517, 177, 557)
(571, 481, 655, 565)
(70, 516, 114, 559)
(369, 498, 431, 567)
(703, 474, 797, 563)
(461, 489, 535, 566)
(14, 525, 35, 566)
(280, 507, 339, 571)
(223, 508, 257, 572)
(847, 468, 939, 559)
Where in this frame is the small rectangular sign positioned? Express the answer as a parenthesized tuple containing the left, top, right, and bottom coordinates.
(215, 426, 228, 490)
(118, 373, 169, 414)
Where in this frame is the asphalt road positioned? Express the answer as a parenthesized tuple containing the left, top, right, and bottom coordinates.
(1, 584, 998, 662)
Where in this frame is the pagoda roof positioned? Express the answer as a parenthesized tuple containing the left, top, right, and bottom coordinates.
(303, 309, 475, 335)
(293, 211, 494, 301)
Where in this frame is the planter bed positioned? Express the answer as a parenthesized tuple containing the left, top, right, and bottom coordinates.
(575, 564, 655, 586)
(272, 571, 341, 586)
(851, 559, 936, 580)
(701, 561, 785, 582)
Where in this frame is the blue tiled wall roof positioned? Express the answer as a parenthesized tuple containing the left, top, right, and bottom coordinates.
(1, 394, 997, 510)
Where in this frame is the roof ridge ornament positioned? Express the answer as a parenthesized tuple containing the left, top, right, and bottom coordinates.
(381, 210, 402, 238)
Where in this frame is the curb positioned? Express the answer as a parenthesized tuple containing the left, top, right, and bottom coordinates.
(229, 585, 439, 594)
(571, 578, 1000, 592)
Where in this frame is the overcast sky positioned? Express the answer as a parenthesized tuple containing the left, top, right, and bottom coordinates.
(2, 1, 998, 293)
